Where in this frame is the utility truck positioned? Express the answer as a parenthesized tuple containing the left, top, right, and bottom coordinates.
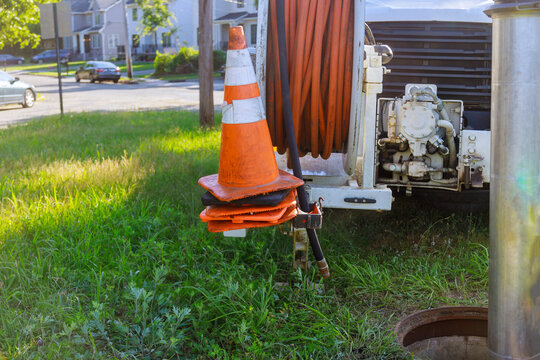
(255, 0, 492, 212)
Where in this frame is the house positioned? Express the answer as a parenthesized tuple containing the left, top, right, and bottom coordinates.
(55, 0, 259, 61)
(67, 0, 126, 60)
(124, 0, 258, 55)
(214, 0, 258, 51)
(125, 0, 199, 57)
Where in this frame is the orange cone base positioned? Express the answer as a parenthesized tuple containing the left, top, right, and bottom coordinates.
(205, 190, 296, 217)
(201, 206, 288, 223)
(206, 206, 297, 233)
(198, 170, 303, 202)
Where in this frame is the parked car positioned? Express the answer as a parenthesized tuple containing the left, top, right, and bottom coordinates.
(0, 54, 25, 65)
(75, 61, 121, 83)
(31, 49, 71, 64)
(0, 71, 36, 108)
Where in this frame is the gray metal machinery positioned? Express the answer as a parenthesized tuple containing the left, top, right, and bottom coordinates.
(256, 0, 491, 211)
(252, 0, 492, 272)
(484, 1, 540, 359)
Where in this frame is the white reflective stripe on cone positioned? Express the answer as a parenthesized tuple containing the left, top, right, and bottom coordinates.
(225, 66, 257, 86)
(225, 49, 256, 86)
(222, 97, 266, 124)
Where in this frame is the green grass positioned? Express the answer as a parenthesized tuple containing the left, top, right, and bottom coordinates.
(10, 61, 153, 77)
(145, 72, 221, 81)
(7, 61, 86, 72)
(0, 110, 489, 359)
(118, 62, 155, 73)
(9, 60, 219, 81)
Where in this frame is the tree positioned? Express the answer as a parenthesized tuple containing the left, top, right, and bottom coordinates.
(135, 0, 173, 50)
(0, 0, 47, 49)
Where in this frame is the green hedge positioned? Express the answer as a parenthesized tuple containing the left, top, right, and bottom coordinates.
(154, 47, 227, 75)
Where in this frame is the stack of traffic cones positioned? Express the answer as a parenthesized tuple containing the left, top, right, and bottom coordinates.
(198, 26, 303, 233)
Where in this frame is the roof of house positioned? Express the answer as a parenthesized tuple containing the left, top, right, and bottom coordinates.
(72, 0, 91, 12)
(74, 25, 92, 33)
(87, 25, 104, 32)
(215, 11, 248, 22)
(95, 0, 117, 8)
(72, 0, 119, 12)
(74, 25, 104, 33)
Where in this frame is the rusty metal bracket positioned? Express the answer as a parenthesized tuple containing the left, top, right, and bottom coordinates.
(471, 166, 484, 188)
(293, 203, 322, 229)
(292, 227, 309, 271)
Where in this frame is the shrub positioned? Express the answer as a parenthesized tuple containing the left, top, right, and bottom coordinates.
(213, 49, 226, 71)
(154, 47, 201, 74)
(153, 47, 223, 74)
(154, 51, 173, 74)
(166, 47, 196, 73)
(178, 47, 198, 65)
(188, 52, 199, 71)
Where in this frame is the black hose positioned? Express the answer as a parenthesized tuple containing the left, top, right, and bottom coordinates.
(275, 0, 329, 278)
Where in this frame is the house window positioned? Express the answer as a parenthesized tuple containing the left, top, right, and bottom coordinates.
(132, 8, 138, 21)
(91, 34, 101, 49)
(132, 34, 140, 48)
(63, 36, 73, 49)
(250, 24, 257, 45)
(162, 33, 171, 47)
(94, 12, 101, 25)
(237, 0, 244, 8)
(108, 34, 119, 49)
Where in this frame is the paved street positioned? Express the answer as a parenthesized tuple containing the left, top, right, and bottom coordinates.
(0, 73, 225, 127)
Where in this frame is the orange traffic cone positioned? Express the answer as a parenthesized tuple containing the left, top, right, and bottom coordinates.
(206, 206, 298, 233)
(199, 189, 298, 233)
(204, 190, 296, 218)
(198, 26, 303, 202)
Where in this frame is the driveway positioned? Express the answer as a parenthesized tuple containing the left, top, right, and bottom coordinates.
(0, 73, 225, 127)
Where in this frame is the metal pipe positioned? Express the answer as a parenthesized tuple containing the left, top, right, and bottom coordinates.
(437, 120, 457, 169)
(276, 0, 329, 278)
(410, 87, 450, 121)
(485, 1, 540, 359)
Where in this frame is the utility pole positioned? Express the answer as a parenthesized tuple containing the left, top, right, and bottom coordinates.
(53, 3, 64, 117)
(122, 0, 133, 78)
(199, 0, 214, 127)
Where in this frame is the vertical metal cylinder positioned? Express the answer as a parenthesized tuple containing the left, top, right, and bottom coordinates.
(485, 1, 540, 359)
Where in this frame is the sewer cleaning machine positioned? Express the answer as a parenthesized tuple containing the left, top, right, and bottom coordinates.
(201, 3, 539, 355)
(255, 0, 491, 212)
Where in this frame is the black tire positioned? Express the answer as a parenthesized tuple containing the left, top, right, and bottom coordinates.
(22, 89, 35, 108)
(89, 74, 95, 83)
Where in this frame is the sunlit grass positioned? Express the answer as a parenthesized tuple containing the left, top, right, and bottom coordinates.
(0, 110, 488, 359)
(8, 61, 86, 72)
(10, 61, 154, 78)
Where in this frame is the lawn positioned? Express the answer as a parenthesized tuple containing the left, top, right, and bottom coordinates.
(148, 72, 222, 81)
(0, 110, 489, 359)
(7, 61, 220, 82)
(6, 61, 154, 78)
(5, 61, 86, 73)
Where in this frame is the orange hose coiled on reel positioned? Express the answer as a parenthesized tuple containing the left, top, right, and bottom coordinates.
(266, 0, 354, 159)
